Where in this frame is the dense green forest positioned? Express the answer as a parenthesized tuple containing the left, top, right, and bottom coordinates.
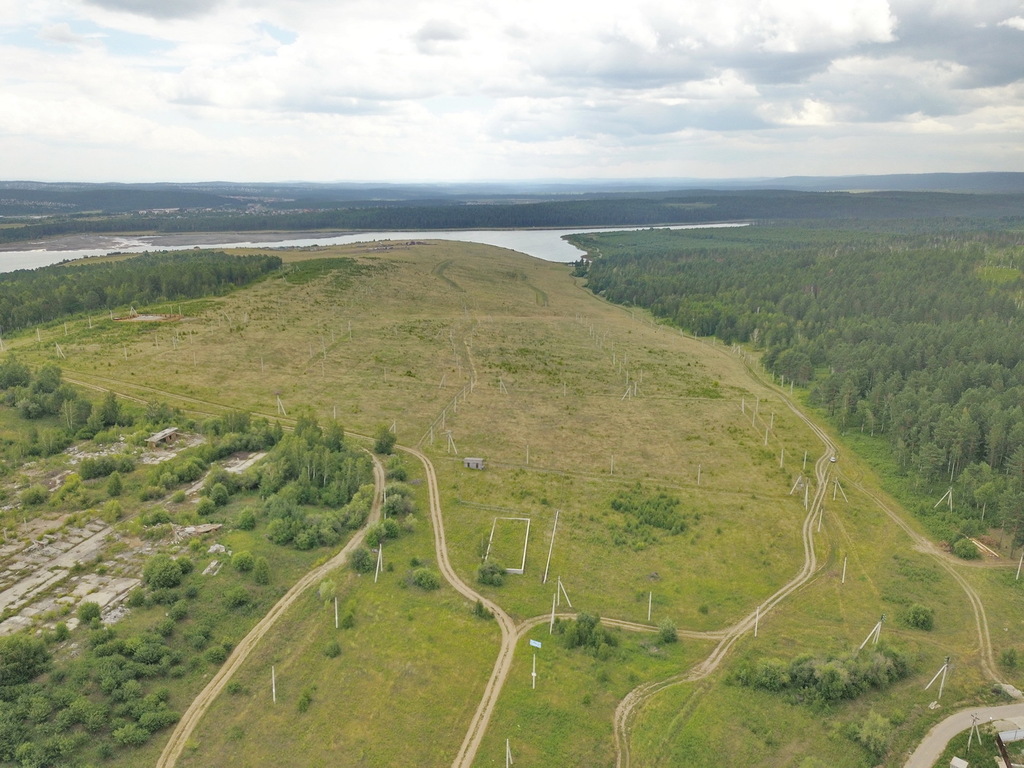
(4, 190, 1024, 245)
(574, 223, 1024, 547)
(0, 251, 281, 331)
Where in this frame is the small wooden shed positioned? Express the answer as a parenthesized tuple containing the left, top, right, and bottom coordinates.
(463, 457, 485, 470)
(146, 427, 179, 449)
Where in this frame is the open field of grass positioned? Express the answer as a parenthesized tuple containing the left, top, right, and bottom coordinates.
(2, 239, 1017, 765)
(473, 630, 716, 767)
(175, 470, 500, 768)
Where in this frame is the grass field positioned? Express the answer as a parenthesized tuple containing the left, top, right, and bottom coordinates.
(3, 239, 1014, 766)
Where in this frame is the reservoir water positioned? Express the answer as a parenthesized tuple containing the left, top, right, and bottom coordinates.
(0, 222, 747, 274)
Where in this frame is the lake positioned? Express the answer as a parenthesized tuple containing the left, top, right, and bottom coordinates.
(0, 222, 748, 273)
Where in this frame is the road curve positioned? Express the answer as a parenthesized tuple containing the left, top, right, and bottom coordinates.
(904, 702, 1024, 768)
(155, 452, 386, 768)
(611, 369, 837, 768)
(399, 445, 517, 768)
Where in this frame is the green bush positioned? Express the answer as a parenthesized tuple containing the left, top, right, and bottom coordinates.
(77, 601, 101, 624)
(224, 586, 254, 610)
(324, 641, 342, 658)
(205, 645, 229, 664)
(951, 538, 980, 559)
(209, 482, 229, 507)
(855, 710, 892, 759)
(349, 547, 374, 573)
(111, 722, 149, 747)
(143, 555, 183, 589)
(253, 556, 270, 585)
(373, 425, 396, 454)
(168, 600, 188, 621)
(106, 471, 123, 497)
(477, 562, 505, 587)
(237, 507, 258, 530)
(658, 620, 678, 644)
(232, 551, 255, 572)
(903, 603, 934, 631)
(411, 568, 440, 590)
(20, 484, 48, 506)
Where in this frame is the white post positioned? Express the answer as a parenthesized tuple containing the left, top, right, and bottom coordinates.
(335, 597, 339, 629)
(374, 544, 382, 583)
(1017, 552, 1023, 581)
(532, 652, 536, 690)
(779, 449, 784, 468)
(842, 556, 847, 584)
(542, 509, 559, 585)
(803, 451, 808, 471)
(697, 464, 702, 486)
(272, 666, 277, 703)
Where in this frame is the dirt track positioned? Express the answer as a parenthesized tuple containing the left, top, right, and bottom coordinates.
(154, 453, 385, 768)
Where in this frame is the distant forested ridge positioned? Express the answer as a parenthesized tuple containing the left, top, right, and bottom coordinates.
(575, 224, 1024, 543)
(0, 251, 281, 330)
(3, 190, 1024, 245)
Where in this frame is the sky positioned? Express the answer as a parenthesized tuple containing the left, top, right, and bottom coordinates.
(1, 0, 1023, 183)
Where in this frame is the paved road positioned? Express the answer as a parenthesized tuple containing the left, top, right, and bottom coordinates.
(904, 702, 1024, 767)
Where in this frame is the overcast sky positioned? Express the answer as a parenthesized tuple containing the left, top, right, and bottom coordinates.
(1, 0, 1023, 182)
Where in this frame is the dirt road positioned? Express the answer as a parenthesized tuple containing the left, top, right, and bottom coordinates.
(155, 453, 385, 768)
(609, 367, 837, 767)
(400, 445, 518, 768)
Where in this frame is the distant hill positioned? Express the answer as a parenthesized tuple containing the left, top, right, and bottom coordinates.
(2, 173, 1023, 217)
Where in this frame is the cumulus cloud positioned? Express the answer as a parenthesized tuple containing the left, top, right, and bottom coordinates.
(81, 0, 220, 20)
(0, 0, 1021, 180)
(413, 19, 467, 54)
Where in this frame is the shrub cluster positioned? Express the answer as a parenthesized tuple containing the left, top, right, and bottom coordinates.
(734, 645, 912, 704)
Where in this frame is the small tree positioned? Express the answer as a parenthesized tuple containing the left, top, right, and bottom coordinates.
(373, 425, 396, 455)
(349, 547, 374, 573)
(106, 471, 123, 498)
(209, 483, 229, 507)
(143, 555, 183, 589)
(658, 620, 678, 644)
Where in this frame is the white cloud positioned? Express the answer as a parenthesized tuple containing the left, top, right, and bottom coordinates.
(0, 0, 1019, 180)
